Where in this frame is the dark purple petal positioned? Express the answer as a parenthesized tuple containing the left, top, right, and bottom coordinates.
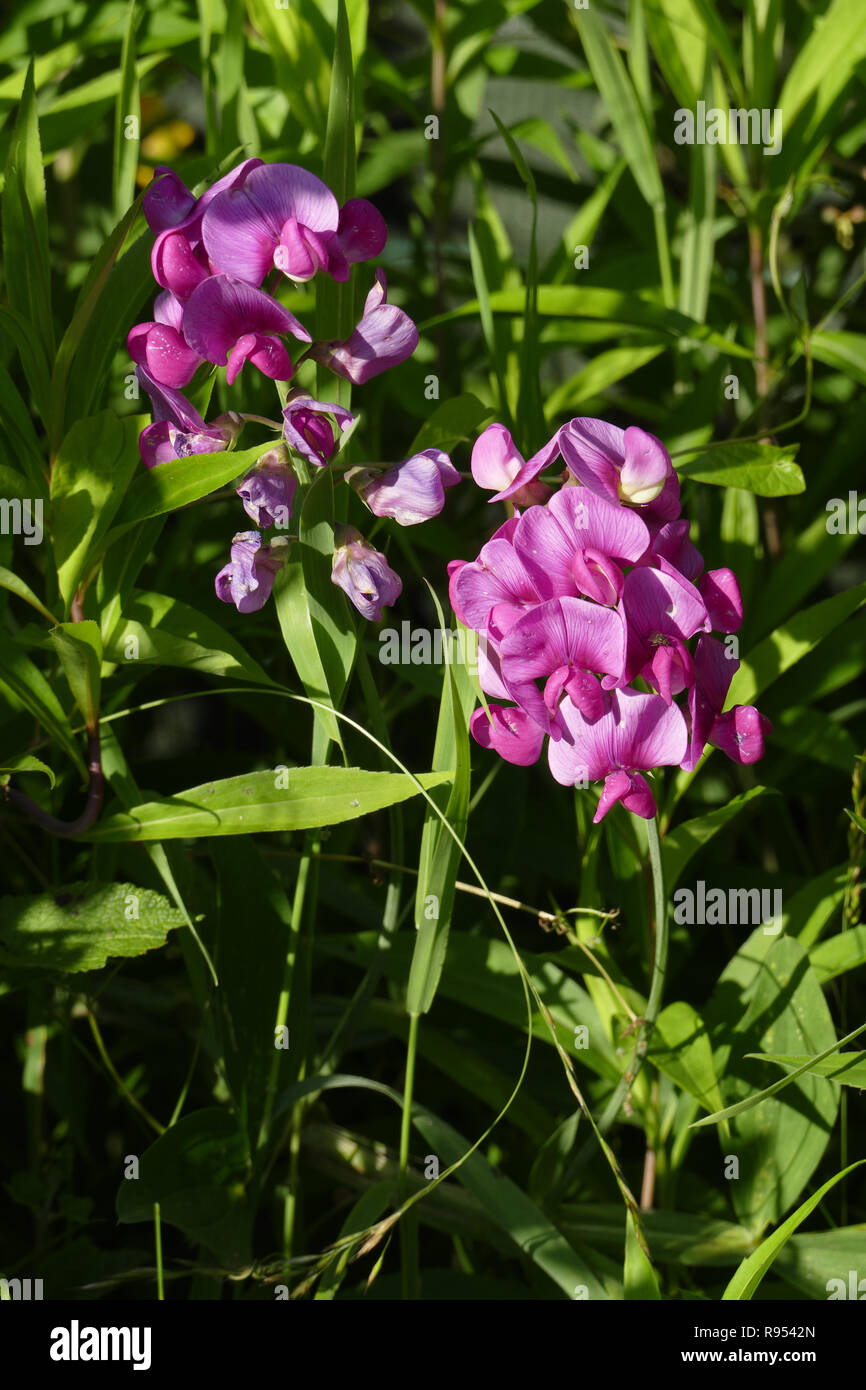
(282, 392, 355, 468)
(710, 706, 772, 764)
(143, 168, 196, 233)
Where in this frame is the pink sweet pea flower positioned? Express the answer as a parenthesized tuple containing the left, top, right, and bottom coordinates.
(469, 704, 545, 766)
(282, 391, 355, 468)
(500, 596, 627, 732)
(182, 274, 311, 385)
(127, 290, 203, 389)
(548, 687, 689, 820)
(331, 525, 402, 621)
(472, 424, 554, 507)
(682, 635, 772, 771)
(513, 486, 651, 606)
(309, 271, 418, 383)
(618, 566, 710, 704)
(352, 448, 461, 525)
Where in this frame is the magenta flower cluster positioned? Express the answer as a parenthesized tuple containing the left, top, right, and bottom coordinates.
(129, 159, 457, 617)
(450, 418, 771, 822)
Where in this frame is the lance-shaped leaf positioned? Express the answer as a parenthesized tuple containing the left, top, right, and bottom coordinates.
(84, 767, 451, 841)
(49, 621, 102, 734)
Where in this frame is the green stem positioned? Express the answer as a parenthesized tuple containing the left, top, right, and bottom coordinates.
(154, 1203, 164, 1302)
(652, 204, 675, 308)
(257, 848, 313, 1155)
(575, 814, 668, 1159)
(399, 1013, 421, 1300)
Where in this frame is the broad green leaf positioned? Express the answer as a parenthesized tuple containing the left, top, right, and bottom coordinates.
(560, 1204, 753, 1266)
(810, 329, 866, 384)
(648, 1000, 725, 1114)
(624, 1209, 660, 1300)
(0, 566, 54, 622)
(809, 924, 866, 984)
(721, 1162, 866, 1301)
(111, 441, 274, 530)
(116, 1108, 252, 1270)
(728, 581, 866, 707)
(545, 345, 663, 417)
(786, 864, 846, 947)
(662, 787, 771, 888)
(714, 938, 840, 1233)
(0, 881, 187, 972)
(777, 0, 866, 129)
(772, 705, 856, 771)
(49, 621, 102, 732)
(0, 756, 55, 788)
(0, 631, 86, 778)
(408, 393, 493, 456)
(103, 589, 274, 687)
(753, 1051, 866, 1088)
(50, 411, 143, 608)
(676, 442, 805, 496)
(425, 286, 753, 359)
(84, 767, 451, 842)
(775, 1224, 866, 1299)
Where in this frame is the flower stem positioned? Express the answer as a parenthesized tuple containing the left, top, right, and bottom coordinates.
(399, 1013, 421, 1300)
(581, 813, 667, 1146)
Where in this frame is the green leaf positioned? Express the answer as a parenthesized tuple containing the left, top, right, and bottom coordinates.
(50, 411, 143, 608)
(48, 196, 146, 449)
(0, 756, 55, 788)
(648, 1000, 725, 1114)
(752, 1051, 866, 1088)
(49, 621, 102, 733)
(728, 581, 866, 707)
(810, 329, 866, 384)
(102, 590, 274, 687)
(809, 924, 866, 983)
(545, 345, 664, 417)
(406, 616, 474, 1016)
(408, 393, 493, 455)
(110, 441, 274, 530)
(113, 0, 140, 217)
(728, 936, 839, 1233)
(624, 1209, 660, 1300)
(676, 442, 805, 496)
(0, 631, 86, 778)
(319, 931, 626, 1086)
(662, 787, 772, 889)
(212, 839, 293, 1144)
(0, 566, 55, 622)
(0, 881, 187, 972)
(425, 286, 753, 359)
(571, 7, 663, 210)
(316, 0, 356, 349)
(84, 767, 451, 842)
(721, 1162, 866, 1301)
(274, 469, 357, 758)
(1, 63, 53, 385)
(777, 0, 866, 130)
(115, 1108, 252, 1270)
